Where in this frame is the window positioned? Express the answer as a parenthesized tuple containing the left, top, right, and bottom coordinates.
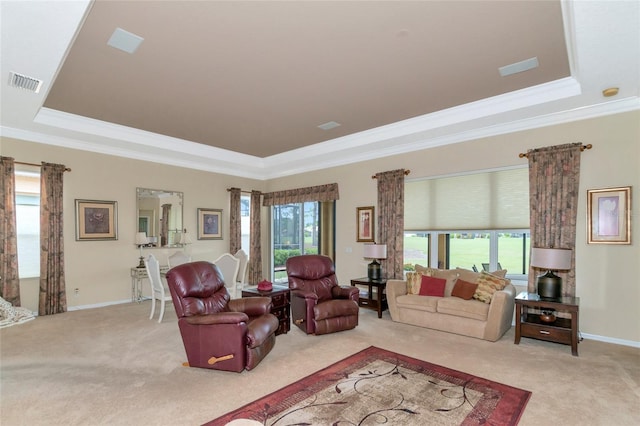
(271, 202, 320, 282)
(403, 230, 530, 281)
(240, 194, 250, 252)
(15, 171, 40, 278)
(404, 167, 530, 281)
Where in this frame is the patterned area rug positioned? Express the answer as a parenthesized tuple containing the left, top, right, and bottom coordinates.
(207, 346, 531, 426)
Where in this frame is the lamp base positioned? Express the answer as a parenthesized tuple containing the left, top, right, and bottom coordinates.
(537, 271, 562, 300)
(137, 256, 145, 269)
(367, 260, 381, 281)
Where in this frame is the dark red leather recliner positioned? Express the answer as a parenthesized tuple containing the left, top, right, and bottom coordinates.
(166, 261, 279, 372)
(286, 255, 359, 335)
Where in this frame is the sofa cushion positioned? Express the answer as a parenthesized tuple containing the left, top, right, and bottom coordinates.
(419, 275, 446, 297)
(395, 294, 438, 313)
(416, 265, 458, 297)
(437, 297, 490, 321)
(405, 272, 423, 295)
(473, 271, 510, 304)
(451, 279, 478, 300)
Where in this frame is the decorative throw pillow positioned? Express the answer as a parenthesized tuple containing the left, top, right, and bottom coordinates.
(455, 267, 481, 284)
(490, 269, 508, 278)
(414, 264, 438, 276)
(451, 279, 478, 300)
(419, 275, 447, 297)
(405, 272, 424, 295)
(473, 271, 510, 304)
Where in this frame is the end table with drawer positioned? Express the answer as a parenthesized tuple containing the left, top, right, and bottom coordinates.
(514, 292, 580, 356)
(350, 277, 388, 318)
(241, 284, 290, 335)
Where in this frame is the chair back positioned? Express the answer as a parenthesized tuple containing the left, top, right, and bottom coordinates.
(166, 261, 230, 318)
(213, 253, 240, 294)
(286, 255, 338, 302)
(145, 254, 165, 297)
(168, 251, 191, 267)
(234, 249, 249, 285)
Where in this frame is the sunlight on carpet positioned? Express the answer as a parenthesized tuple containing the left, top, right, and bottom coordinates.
(207, 346, 531, 426)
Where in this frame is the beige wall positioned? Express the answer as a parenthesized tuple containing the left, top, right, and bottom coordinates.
(2, 110, 638, 344)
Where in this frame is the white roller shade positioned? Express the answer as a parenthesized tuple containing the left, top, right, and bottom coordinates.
(405, 167, 529, 230)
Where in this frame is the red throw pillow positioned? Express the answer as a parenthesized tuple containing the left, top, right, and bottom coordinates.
(452, 279, 478, 300)
(419, 275, 447, 297)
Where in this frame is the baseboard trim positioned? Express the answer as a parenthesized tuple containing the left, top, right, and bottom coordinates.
(67, 298, 132, 311)
(581, 333, 640, 349)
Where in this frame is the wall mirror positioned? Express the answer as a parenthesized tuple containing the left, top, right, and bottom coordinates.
(136, 187, 183, 248)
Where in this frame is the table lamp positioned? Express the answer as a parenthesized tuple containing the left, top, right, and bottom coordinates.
(530, 247, 572, 299)
(135, 232, 149, 268)
(363, 243, 387, 281)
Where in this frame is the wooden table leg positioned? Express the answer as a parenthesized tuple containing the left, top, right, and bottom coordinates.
(571, 309, 579, 356)
(514, 303, 522, 344)
(377, 284, 382, 318)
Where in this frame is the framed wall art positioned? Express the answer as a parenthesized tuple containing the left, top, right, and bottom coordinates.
(75, 199, 118, 241)
(587, 186, 631, 244)
(356, 206, 375, 242)
(197, 208, 223, 240)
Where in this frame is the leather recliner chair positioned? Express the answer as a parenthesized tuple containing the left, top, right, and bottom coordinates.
(286, 255, 359, 335)
(166, 261, 279, 372)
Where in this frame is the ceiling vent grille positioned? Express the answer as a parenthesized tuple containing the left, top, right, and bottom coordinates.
(9, 71, 43, 93)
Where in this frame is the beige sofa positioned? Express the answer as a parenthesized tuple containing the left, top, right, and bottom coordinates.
(386, 268, 516, 342)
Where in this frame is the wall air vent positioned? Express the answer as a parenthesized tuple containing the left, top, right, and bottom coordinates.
(8, 72, 43, 93)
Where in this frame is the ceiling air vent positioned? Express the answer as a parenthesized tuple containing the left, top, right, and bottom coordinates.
(8, 71, 43, 93)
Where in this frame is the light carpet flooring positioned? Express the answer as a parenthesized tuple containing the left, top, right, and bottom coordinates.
(1, 301, 638, 425)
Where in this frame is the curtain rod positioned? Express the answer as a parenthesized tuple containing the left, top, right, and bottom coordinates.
(371, 169, 411, 179)
(226, 188, 256, 194)
(518, 143, 592, 159)
(14, 160, 72, 172)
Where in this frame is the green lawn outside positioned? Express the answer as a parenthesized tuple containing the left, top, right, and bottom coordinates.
(404, 234, 529, 274)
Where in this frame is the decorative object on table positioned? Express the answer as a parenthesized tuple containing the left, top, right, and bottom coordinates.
(207, 346, 531, 426)
(363, 243, 387, 280)
(135, 232, 149, 268)
(539, 309, 556, 323)
(587, 186, 632, 244)
(197, 208, 222, 240)
(75, 199, 118, 241)
(257, 279, 273, 292)
(530, 247, 572, 300)
(356, 206, 374, 242)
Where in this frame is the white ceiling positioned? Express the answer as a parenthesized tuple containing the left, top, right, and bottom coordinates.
(1, 1, 638, 180)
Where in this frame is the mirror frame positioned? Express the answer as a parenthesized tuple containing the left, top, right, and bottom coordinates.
(136, 187, 184, 248)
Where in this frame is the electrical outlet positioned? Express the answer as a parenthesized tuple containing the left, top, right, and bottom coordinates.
(74, 288, 79, 296)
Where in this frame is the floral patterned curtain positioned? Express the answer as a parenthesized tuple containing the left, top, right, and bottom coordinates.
(0, 157, 20, 306)
(229, 188, 241, 254)
(527, 143, 582, 297)
(39, 162, 67, 315)
(248, 190, 263, 284)
(376, 169, 406, 280)
(262, 183, 339, 205)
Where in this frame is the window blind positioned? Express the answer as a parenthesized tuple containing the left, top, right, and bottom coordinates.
(405, 167, 529, 230)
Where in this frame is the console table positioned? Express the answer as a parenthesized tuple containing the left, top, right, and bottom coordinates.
(130, 265, 170, 303)
(514, 292, 580, 356)
(350, 277, 387, 318)
(242, 284, 290, 335)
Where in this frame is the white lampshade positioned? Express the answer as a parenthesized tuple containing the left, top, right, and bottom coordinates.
(135, 232, 149, 246)
(179, 231, 192, 245)
(363, 243, 387, 260)
(530, 247, 571, 270)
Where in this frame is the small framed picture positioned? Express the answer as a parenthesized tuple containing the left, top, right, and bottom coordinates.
(198, 208, 223, 240)
(587, 186, 631, 244)
(75, 199, 118, 241)
(356, 206, 375, 242)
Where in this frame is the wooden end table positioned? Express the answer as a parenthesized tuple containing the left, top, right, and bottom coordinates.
(350, 277, 387, 318)
(514, 292, 580, 356)
(241, 284, 290, 335)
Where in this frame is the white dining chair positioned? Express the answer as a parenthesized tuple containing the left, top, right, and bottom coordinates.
(234, 249, 249, 291)
(144, 254, 172, 323)
(167, 251, 191, 268)
(213, 253, 240, 298)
